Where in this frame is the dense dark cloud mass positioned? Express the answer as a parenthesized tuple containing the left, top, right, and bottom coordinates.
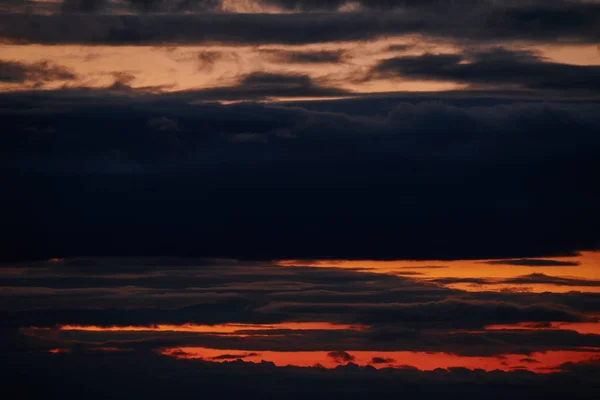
(1, 90, 599, 261)
(1, 1, 599, 45)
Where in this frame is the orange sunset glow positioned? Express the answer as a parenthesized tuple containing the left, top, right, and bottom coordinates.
(159, 347, 600, 373)
(279, 252, 600, 293)
(57, 322, 364, 333)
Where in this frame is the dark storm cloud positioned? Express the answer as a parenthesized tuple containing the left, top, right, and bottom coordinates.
(371, 47, 600, 93)
(1, 90, 599, 261)
(483, 259, 581, 267)
(0, 59, 76, 83)
(1, 1, 599, 45)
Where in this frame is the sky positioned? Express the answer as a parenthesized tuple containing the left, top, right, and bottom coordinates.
(2, 1, 600, 399)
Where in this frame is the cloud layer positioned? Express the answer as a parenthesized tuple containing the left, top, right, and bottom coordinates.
(2, 1, 600, 45)
(2, 90, 599, 260)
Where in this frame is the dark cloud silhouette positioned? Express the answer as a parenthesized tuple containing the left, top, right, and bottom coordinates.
(60, 0, 221, 13)
(327, 350, 356, 363)
(1, 2, 599, 45)
(3, 257, 600, 362)
(520, 358, 541, 364)
(230, 71, 347, 98)
(1, 91, 599, 261)
(61, 0, 108, 12)
(371, 47, 600, 93)
(504, 274, 600, 287)
(386, 44, 416, 52)
(107, 71, 137, 91)
(432, 274, 600, 288)
(259, 0, 488, 12)
(123, 0, 221, 12)
(2, 1, 600, 395)
(197, 51, 225, 72)
(15, 316, 600, 356)
(0, 59, 76, 83)
(212, 352, 260, 360)
(370, 356, 395, 364)
(154, 71, 349, 101)
(262, 49, 345, 64)
(262, 299, 590, 328)
(483, 259, 581, 267)
(101, 71, 170, 93)
(3, 0, 595, 17)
